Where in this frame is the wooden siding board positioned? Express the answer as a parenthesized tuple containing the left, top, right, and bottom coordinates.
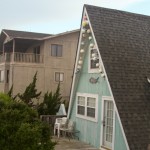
(69, 33, 128, 149)
(70, 42, 109, 148)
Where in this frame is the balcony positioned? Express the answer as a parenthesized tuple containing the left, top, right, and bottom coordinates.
(0, 52, 44, 64)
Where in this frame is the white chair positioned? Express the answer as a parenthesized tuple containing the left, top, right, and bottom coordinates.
(54, 117, 67, 138)
(60, 120, 76, 139)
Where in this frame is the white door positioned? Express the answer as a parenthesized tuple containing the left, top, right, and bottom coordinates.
(102, 100, 114, 149)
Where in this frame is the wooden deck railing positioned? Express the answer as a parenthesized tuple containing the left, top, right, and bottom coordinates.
(0, 52, 44, 64)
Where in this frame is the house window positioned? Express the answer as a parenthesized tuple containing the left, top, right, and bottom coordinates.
(0, 70, 4, 82)
(51, 44, 63, 57)
(90, 49, 99, 69)
(87, 97, 96, 118)
(55, 72, 64, 82)
(77, 96, 85, 115)
(76, 93, 98, 122)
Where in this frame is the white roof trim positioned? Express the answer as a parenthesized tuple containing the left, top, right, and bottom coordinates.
(2, 30, 9, 38)
(67, 17, 85, 119)
(147, 77, 150, 83)
(43, 29, 80, 40)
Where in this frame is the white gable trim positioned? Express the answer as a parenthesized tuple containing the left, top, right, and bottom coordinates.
(85, 8, 130, 150)
(67, 9, 86, 118)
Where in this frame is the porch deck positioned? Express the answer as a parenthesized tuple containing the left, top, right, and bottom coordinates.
(53, 136, 99, 150)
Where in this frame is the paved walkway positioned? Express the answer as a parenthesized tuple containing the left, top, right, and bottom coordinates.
(53, 136, 99, 150)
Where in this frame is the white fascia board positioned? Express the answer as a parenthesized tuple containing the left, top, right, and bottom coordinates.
(67, 8, 86, 118)
(2, 30, 9, 37)
(43, 29, 80, 40)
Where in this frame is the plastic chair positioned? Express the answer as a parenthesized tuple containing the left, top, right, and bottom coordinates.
(54, 117, 67, 137)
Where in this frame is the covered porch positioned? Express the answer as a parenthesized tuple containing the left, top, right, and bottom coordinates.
(0, 37, 44, 64)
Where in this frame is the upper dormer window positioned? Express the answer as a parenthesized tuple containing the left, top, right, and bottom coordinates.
(88, 45, 100, 73)
(90, 48, 99, 69)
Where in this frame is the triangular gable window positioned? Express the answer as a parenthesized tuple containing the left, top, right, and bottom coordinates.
(77, 13, 102, 75)
(90, 48, 99, 70)
(75, 11, 105, 77)
(82, 14, 100, 73)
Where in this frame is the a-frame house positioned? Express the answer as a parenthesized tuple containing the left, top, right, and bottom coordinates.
(68, 4, 150, 150)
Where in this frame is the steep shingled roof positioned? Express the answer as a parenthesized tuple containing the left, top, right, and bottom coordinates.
(85, 4, 150, 150)
(2, 29, 51, 39)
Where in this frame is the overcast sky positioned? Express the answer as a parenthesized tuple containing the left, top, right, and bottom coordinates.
(0, 0, 150, 34)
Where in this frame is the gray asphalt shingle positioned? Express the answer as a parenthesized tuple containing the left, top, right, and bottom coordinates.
(85, 4, 150, 150)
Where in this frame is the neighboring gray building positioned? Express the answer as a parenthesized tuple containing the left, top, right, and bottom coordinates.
(0, 29, 79, 102)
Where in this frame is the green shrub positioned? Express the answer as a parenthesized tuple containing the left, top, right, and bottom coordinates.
(0, 94, 55, 150)
(38, 83, 62, 115)
(18, 72, 41, 107)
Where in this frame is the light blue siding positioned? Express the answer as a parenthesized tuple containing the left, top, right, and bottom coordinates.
(70, 44, 110, 148)
(69, 34, 127, 150)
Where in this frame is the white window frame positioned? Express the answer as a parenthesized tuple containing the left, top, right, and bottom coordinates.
(55, 72, 64, 82)
(76, 93, 98, 122)
(88, 47, 100, 73)
(51, 44, 63, 57)
(100, 96, 115, 150)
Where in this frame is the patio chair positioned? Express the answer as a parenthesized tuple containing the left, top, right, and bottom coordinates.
(54, 117, 67, 138)
(60, 120, 78, 140)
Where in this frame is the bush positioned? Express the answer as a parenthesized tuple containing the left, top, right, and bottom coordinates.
(38, 83, 62, 115)
(0, 93, 55, 150)
(18, 72, 41, 107)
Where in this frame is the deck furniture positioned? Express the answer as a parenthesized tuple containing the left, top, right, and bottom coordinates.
(54, 117, 67, 138)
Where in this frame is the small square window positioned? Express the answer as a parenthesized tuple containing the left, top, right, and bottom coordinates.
(51, 44, 63, 57)
(90, 49, 99, 69)
(55, 72, 64, 82)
